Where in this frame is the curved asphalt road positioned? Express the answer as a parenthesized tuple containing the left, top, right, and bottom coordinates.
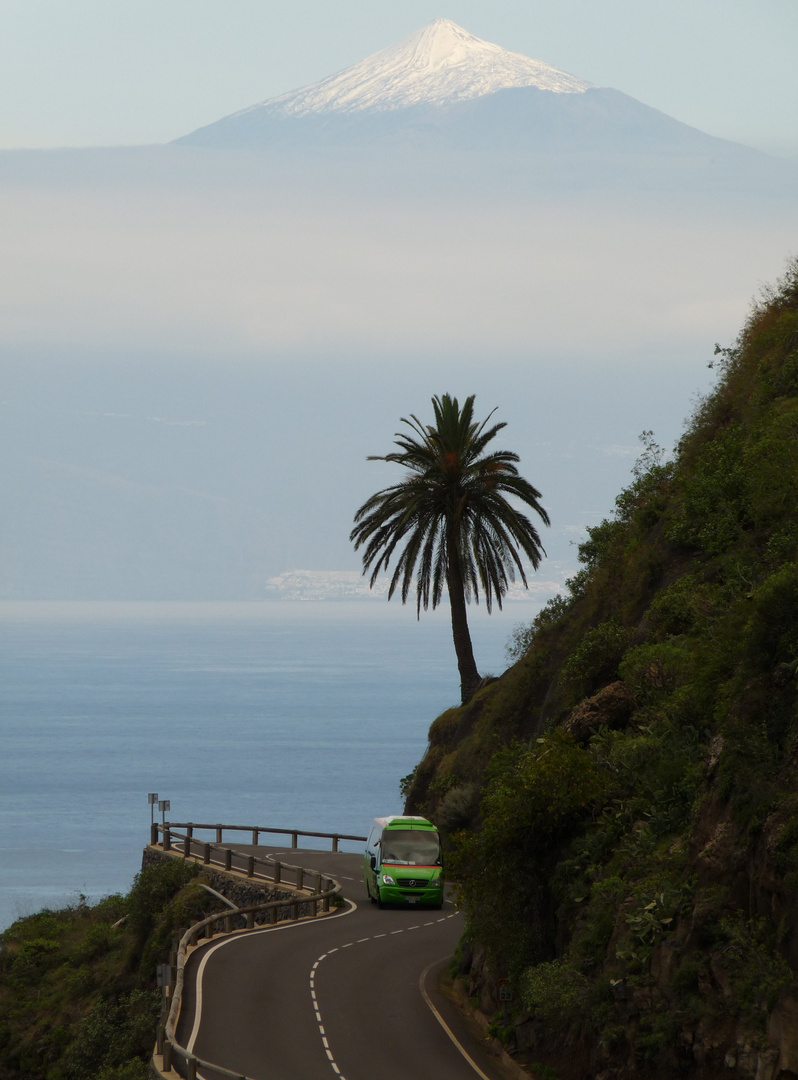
(176, 847, 511, 1080)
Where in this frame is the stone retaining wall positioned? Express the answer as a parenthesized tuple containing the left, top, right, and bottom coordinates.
(141, 845, 317, 925)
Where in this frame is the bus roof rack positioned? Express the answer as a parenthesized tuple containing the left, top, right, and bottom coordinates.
(374, 815, 433, 828)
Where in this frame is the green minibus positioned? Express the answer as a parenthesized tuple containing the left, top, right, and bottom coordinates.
(363, 815, 444, 909)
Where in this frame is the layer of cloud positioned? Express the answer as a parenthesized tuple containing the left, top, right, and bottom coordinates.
(0, 162, 793, 361)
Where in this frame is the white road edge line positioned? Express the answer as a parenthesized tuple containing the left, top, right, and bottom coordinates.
(185, 899, 357, 1057)
(419, 958, 494, 1080)
(310, 913, 461, 1080)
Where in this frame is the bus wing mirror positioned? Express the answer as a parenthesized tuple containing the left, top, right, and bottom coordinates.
(369, 856, 377, 871)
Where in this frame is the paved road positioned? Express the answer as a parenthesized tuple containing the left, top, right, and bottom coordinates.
(176, 846, 512, 1080)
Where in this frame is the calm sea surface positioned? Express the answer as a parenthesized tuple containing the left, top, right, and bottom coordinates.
(0, 600, 529, 930)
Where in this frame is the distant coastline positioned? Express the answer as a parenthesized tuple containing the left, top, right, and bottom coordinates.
(265, 568, 563, 602)
(0, 571, 564, 608)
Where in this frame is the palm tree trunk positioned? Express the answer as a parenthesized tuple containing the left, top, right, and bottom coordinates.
(447, 538, 481, 704)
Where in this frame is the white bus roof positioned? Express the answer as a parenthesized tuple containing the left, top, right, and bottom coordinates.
(374, 815, 433, 828)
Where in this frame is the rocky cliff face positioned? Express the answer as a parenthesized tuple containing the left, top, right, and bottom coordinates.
(408, 261, 798, 1080)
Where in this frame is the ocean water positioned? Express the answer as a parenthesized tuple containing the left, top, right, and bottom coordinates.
(0, 600, 530, 930)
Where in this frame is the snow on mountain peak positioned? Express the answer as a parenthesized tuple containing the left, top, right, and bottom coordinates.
(238, 18, 593, 120)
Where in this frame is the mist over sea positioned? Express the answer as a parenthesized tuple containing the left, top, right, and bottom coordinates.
(0, 599, 532, 930)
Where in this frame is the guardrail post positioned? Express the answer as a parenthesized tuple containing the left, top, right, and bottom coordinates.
(151, 822, 159, 846)
(147, 831, 353, 1080)
(216, 825, 222, 843)
(332, 834, 339, 852)
(252, 827, 258, 845)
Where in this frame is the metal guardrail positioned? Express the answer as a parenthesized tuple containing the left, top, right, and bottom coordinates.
(155, 828, 326, 895)
(153, 821, 366, 854)
(149, 821, 366, 1080)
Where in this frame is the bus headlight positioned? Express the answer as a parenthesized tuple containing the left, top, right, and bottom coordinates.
(381, 874, 396, 885)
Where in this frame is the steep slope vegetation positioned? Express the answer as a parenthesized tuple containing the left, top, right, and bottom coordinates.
(406, 260, 798, 1079)
(0, 860, 207, 1080)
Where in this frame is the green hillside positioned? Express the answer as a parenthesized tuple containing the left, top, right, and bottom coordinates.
(0, 860, 207, 1080)
(406, 259, 798, 1078)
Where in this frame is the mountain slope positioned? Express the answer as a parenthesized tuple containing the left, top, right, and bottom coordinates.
(174, 17, 769, 170)
(406, 260, 798, 1079)
(177, 17, 590, 150)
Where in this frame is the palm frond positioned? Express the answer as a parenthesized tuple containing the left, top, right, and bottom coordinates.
(351, 393, 549, 613)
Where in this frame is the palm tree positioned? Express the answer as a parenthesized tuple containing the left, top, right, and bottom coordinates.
(350, 394, 550, 704)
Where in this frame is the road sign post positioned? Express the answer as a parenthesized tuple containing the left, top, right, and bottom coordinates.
(159, 800, 171, 849)
(148, 793, 159, 844)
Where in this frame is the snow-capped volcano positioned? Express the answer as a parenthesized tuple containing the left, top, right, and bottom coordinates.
(247, 18, 591, 119)
(176, 17, 770, 174)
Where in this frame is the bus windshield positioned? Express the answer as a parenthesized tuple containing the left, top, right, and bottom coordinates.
(380, 830, 440, 866)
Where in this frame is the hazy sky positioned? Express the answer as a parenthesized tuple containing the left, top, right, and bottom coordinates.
(1, 0, 796, 602)
(1, 0, 797, 157)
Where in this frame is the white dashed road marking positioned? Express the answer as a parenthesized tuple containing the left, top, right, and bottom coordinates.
(186, 890, 468, 1080)
(309, 910, 460, 1080)
(187, 899, 357, 1063)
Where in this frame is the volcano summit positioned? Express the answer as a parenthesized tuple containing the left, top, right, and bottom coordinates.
(176, 17, 772, 175)
(230, 17, 591, 117)
(176, 18, 598, 148)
